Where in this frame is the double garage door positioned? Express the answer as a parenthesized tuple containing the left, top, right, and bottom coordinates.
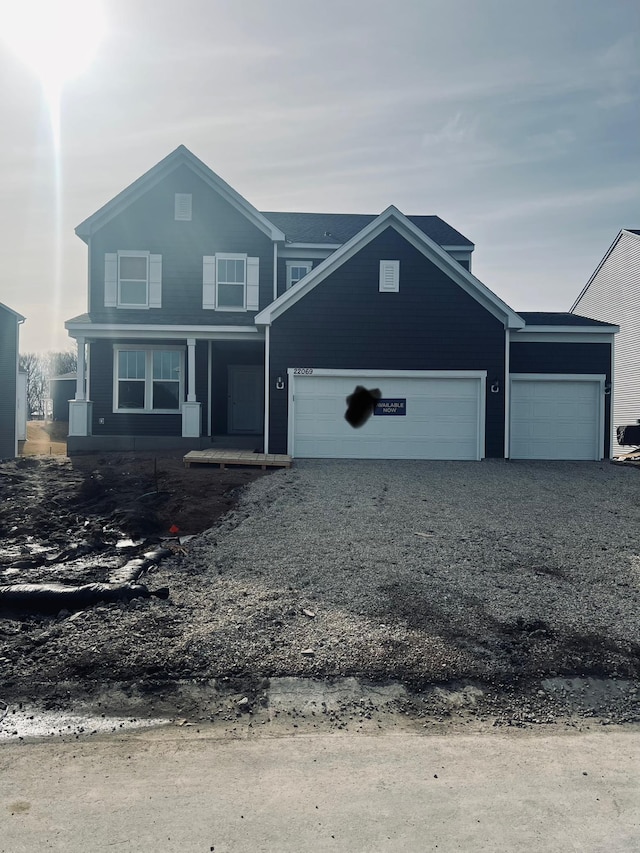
(289, 370, 485, 460)
(509, 375, 604, 460)
(288, 370, 605, 460)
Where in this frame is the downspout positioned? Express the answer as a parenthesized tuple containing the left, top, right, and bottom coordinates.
(87, 235, 92, 314)
(273, 242, 278, 302)
(207, 340, 212, 438)
(263, 325, 270, 453)
(609, 333, 615, 459)
(15, 316, 26, 457)
(504, 326, 510, 459)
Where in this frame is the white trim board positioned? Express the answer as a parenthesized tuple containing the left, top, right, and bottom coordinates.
(513, 332, 617, 343)
(66, 323, 264, 342)
(287, 368, 487, 379)
(510, 373, 606, 382)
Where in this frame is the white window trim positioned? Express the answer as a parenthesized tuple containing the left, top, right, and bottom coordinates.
(215, 253, 247, 311)
(174, 193, 192, 221)
(113, 345, 185, 414)
(117, 250, 150, 309)
(285, 260, 313, 290)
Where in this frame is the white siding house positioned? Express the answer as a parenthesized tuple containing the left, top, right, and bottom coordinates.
(571, 229, 640, 454)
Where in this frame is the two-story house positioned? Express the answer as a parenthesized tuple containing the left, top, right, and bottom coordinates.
(65, 145, 618, 461)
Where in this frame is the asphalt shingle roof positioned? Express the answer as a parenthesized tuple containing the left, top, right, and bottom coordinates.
(260, 212, 473, 247)
(518, 312, 616, 327)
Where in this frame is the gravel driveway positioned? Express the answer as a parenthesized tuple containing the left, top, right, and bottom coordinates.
(3, 458, 639, 728)
(185, 458, 640, 688)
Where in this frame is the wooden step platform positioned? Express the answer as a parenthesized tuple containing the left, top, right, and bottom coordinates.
(184, 449, 292, 470)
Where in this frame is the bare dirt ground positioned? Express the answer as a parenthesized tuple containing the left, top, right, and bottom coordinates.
(1, 426, 639, 736)
(20, 420, 68, 457)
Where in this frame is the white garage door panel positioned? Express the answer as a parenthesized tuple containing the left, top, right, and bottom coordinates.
(510, 378, 601, 460)
(292, 374, 483, 460)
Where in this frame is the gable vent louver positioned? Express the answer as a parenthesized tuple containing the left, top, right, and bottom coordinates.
(379, 260, 400, 293)
(174, 193, 192, 221)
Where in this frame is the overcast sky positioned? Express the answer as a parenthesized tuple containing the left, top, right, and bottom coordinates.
(1, 0, 638, 353)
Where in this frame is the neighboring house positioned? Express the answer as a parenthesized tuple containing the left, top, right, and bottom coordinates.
(65, 145, 618, 461)
(571, 229, 640, 455)
(17, 370, 27, 442)
(49, 372, 77, 421)
(0, 302, 26, 459)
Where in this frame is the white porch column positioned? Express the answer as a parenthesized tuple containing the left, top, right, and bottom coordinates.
(187, 338, 197, 402)
(182, 337, 201, 437)
(75, 337, 85, 400)
(69, 337, 92, 436)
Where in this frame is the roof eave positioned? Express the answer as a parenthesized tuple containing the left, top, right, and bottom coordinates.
(514, 324, 619, 334)
(0, 302, 26, 322)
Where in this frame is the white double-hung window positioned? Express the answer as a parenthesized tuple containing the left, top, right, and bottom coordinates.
(114, 347, 183, 413)
(216, 255, 246, 309)
(104, 252, 162, 308)
(118, 254, 148, 306)
(202, 254, 260, 311)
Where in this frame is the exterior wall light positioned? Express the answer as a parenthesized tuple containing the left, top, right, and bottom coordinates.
(275, 376, 285, 390)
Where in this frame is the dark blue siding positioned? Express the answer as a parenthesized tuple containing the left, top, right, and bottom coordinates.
(88, 165, 273, 325)
(510, 341, 613, 457)
(51, 379, 76, 421)
(209, 342, 264, 434)
(0, 308, 18, 458)
(269, 227, 506, 456)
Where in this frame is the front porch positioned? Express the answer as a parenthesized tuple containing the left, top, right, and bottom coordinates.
(65, 331, 268, 455)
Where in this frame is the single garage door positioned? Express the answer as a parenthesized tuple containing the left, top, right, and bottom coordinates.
(509, 374, 603, 460)
(289, 370, 485, 460)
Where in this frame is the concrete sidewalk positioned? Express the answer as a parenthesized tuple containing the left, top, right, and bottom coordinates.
(2, 725, 639, 852)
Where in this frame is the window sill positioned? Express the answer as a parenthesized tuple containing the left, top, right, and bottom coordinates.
(115, 304, 151, 310)
(213, 306, 248, 312)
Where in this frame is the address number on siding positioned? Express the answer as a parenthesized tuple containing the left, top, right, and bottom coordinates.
(293, 368, 314, 375)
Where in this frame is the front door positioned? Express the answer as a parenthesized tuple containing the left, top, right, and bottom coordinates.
(228, 365, 264, 433)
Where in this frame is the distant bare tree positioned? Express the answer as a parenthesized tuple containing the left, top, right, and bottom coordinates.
(19, 351, 77, 419)
(19, 353, 47, 418)
(47, 350, 77, 377)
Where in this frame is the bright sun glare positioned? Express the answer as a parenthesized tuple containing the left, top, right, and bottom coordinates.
(1, 0, 106, 349)
(1, 0, 106, 101)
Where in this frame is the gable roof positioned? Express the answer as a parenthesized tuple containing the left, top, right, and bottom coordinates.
(0, 302, 26, 322)
(261, 211, 473, 248)
(255, 205, 524, 329)
(75, 145, 286, 243)
(570, 228, 640, 311)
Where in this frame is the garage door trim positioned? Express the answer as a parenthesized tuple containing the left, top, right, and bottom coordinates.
(509, 373, 605, 460)
(287, 369, 487, 459)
